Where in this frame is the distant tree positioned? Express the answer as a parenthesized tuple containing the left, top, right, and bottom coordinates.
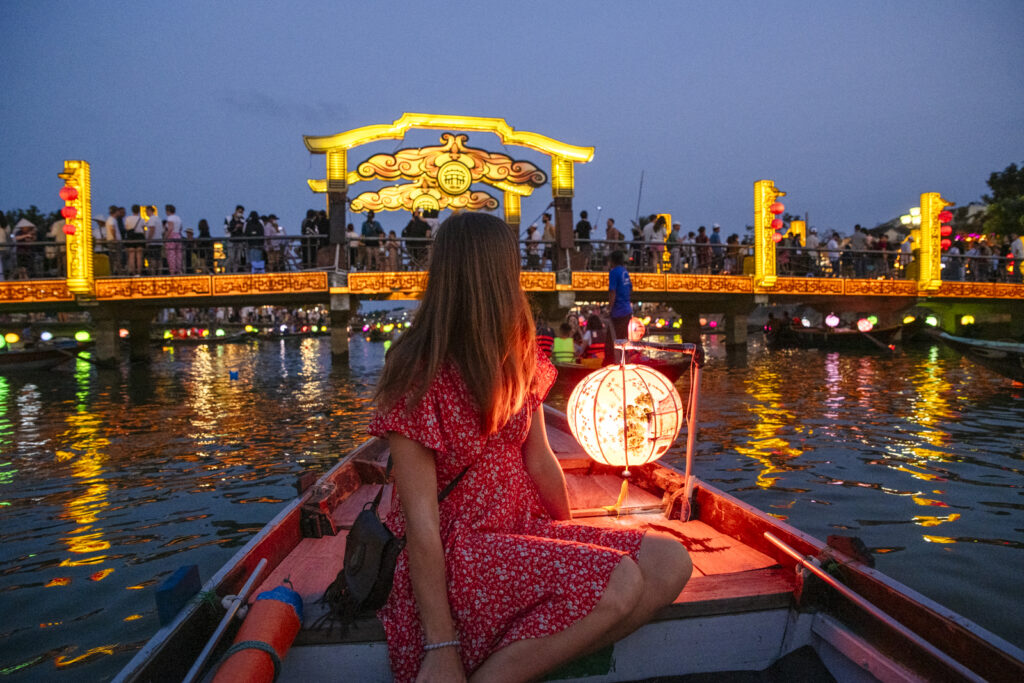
(981, 162, 1024, 236)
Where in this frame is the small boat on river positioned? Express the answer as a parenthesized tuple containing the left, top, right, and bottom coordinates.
(116, 350, 1024, 683)
(932, 331, 1024, 383)
(766, 323, 902, 352)
(553, 355, 689, 386)
(0, 339, 87, 372)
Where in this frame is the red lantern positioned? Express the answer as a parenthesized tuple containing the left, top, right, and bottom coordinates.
(940, 225, 952, 237)
(938, 210, 953, 223)
(772, 232, 783, 243)
(63, 224, 76, 235)
(771, 218, 783, 230)
(769, 202, 785, 215)
(59, 185, 78, 202)
(941, 238, 951, 250)
(61, 206, 78, 220)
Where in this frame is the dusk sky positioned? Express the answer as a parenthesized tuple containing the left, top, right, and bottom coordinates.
(2, 1, 1022, 239)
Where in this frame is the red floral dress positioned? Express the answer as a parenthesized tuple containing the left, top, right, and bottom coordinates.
(368, 351, 645, 681)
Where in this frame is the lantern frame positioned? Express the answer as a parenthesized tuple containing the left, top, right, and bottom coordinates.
(566, 338, 702, 491)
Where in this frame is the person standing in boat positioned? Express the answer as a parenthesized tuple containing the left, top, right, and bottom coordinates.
(608, 249, 633, 342)
(369, 212, 691, 683)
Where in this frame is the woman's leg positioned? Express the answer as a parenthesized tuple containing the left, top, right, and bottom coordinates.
(469, 532, 691, 683)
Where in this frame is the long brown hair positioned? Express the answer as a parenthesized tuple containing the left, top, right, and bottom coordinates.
(374, 212, 537, 434)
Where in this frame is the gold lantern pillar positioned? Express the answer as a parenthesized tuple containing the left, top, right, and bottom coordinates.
(552, 155, 575, 271)
(326, 149, 349, 267)
(58, 160, 95, 297)
(503, 190, 521, 234)
(919, 192, 953, 292)
(754, 179, 786, 289)
(788, 220, 806, 247)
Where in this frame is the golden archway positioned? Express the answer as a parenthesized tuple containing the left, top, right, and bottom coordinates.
(303, 113, 593, 268)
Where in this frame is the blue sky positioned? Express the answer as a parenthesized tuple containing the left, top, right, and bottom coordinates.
(2, 0, 1021, 238)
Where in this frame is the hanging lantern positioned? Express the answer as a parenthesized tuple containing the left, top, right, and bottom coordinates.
(627, 317, 646, 341)
(59, 185, 79, 202)
(771, 218, 784, 230)
(61, 206, 78, 220)
(960, 315, 975, 326)
(938, 210, 953, 223)
(940, 225, 952, 237)
(566, 364, 685, 475)
(903, 315, 916, 324)
(857, 318, 874, 332)
(825, 313, 840, 328)
(769, 202, 785, 215)
(941, 238, 951, 250)
(772, 232, 783, 243)
(63, 224, 76, 235)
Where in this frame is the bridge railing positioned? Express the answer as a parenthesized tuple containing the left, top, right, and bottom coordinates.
(1, 235, 1019, 284)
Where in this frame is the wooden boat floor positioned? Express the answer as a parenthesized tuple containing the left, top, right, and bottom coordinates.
(252, 482, 791, 646)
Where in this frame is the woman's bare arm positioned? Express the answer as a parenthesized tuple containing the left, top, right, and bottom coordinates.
(388, 432, 465, 680)
(522, 406, 572, 520)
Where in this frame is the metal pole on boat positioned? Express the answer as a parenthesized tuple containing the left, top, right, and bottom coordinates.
(763, 533, 985, 683)
(683, 361, 701, 503)
(182, 558, 268, 683)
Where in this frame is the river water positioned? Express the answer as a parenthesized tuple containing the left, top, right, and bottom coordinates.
(0, 334, 1021, 681)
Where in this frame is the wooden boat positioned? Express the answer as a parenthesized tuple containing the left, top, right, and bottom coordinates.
(553, 356, 689, 385)
(766, 324, 902, 352)
(0, 339, 86, 372)
(116, 350, 1024, 683)
(932, 330, 1024, 383)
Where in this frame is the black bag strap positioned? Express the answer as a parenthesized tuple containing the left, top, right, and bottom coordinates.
(370, 456, 470, 511)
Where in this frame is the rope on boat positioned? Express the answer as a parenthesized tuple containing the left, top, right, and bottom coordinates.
(182, 558, 268, 683)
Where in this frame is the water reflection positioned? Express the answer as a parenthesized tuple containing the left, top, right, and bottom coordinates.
(0, 337, 1021, 680)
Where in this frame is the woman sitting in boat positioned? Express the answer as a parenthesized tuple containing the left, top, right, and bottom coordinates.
(369, 212, 692, 683)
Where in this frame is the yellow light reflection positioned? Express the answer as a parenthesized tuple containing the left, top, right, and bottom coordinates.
(54, 645, 115, 667)
(57, 408, 111, 563)
(736, 364, 803, 489)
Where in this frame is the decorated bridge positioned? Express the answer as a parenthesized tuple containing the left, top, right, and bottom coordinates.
(3, 116, 1022, 366)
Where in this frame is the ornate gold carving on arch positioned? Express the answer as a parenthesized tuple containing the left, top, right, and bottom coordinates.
(349, 177, 500, 214)
(357, 134, 546, 191)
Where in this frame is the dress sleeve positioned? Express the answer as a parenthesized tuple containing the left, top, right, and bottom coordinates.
(367, 384, 445, 452)
(529, 347, 558, 410)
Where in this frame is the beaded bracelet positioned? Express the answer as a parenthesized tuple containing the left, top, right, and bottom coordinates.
(423, 639, 460, 652)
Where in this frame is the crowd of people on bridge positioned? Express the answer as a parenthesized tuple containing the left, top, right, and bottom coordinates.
(3, 205, 1024, 283)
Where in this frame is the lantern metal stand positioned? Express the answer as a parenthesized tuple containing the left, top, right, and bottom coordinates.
(566, 330, 703, 519)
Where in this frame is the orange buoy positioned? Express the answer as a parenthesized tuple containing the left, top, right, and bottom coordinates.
(212, 586, 303, 683)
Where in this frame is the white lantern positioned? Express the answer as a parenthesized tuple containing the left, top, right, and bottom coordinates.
(566, 364, 684, 475)
(825, 313, 840, 328)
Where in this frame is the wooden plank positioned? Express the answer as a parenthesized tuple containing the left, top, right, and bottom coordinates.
(565, 472, 662, 511)
(547, 428, 583, 456)
(661, 567, 795, 620)
(332, 484, 393, 529)
(571, 513, 777, 576)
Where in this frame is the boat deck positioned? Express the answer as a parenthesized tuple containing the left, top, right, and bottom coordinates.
(251, 426, 794, 647)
